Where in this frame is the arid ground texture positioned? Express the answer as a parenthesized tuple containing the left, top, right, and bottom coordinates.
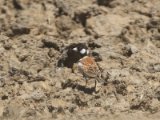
(0, 0, 160, 120)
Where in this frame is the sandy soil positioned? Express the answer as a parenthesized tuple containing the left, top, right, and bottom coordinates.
(0, 0, 160, 120)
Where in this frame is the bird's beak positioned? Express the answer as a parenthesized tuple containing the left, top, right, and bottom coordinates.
(72, 63, 78, 73)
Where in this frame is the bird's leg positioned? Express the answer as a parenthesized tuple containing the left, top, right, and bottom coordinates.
(85, 78, 88, 87)
(94, 79, 103, 93)
(72, 63, 77, 73)
(83, 74, 88, 87)
(94, 80, 97, 91)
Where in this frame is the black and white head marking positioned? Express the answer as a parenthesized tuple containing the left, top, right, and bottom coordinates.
(68, 43, 89, 56)
(80, 48, 86, 54)
(72, 47, 78, 52)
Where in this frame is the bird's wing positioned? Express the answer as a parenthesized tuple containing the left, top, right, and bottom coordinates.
(84, 64, 100, 78)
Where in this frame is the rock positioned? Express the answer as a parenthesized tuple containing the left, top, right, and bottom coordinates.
(153, 64, 160, 72)
(0, 35, 12, 50)
(54, 0, 92, 17)
(12, 0, 27, 10)
(74, 5, 108, 26)
(30, 91, 45, 101)
(41, 36, 60, 50)
(0, 77, 5, 87)
(97, 0, 114, 6)
(55, 15, 81, 38)
(68, 104, 77, 113)
(16, 52, 29, 62)
(155, 86, 160, 101)
(11, 23, 30, 36)
(148, 63, 160, 73)
(48, 49, 58, 58)
(86, 14, 130, 37)
(147, 17, 160, 29)
(123, 44, 138, 57)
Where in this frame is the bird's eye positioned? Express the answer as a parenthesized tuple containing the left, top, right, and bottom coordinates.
(80, 49, 86, 54)
(72, 47, 78, 51)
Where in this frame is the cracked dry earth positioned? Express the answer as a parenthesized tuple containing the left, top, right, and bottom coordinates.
(0, 0, 160, 120)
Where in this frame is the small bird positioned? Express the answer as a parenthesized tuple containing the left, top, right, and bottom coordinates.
(76, 56, 102, 90)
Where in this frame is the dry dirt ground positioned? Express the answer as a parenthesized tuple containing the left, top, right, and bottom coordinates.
(0, 0, 160, 120)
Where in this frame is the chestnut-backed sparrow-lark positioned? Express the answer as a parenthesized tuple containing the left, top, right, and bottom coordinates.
(77, 56, 102, 90)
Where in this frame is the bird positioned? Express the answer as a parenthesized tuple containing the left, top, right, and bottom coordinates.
(76, 56, 102, 90)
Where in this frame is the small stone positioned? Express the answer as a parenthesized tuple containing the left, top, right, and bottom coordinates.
(123, 44, 138, 57)
(3, 43, 12, 50)
(11, 24, 30, 36)
(68, 105, 76, 113)
(153, 64, 160, 72)
(148, 63, 160, 73)
(42, 36, 60, 50)
(30, 91, 45, 101)
(48, 49, 57, 58)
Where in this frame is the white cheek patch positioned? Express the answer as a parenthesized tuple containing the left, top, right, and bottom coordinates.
(72, 47, 78, 51)
(80, 49, 86, 54)
(86, 50, 89, 54)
